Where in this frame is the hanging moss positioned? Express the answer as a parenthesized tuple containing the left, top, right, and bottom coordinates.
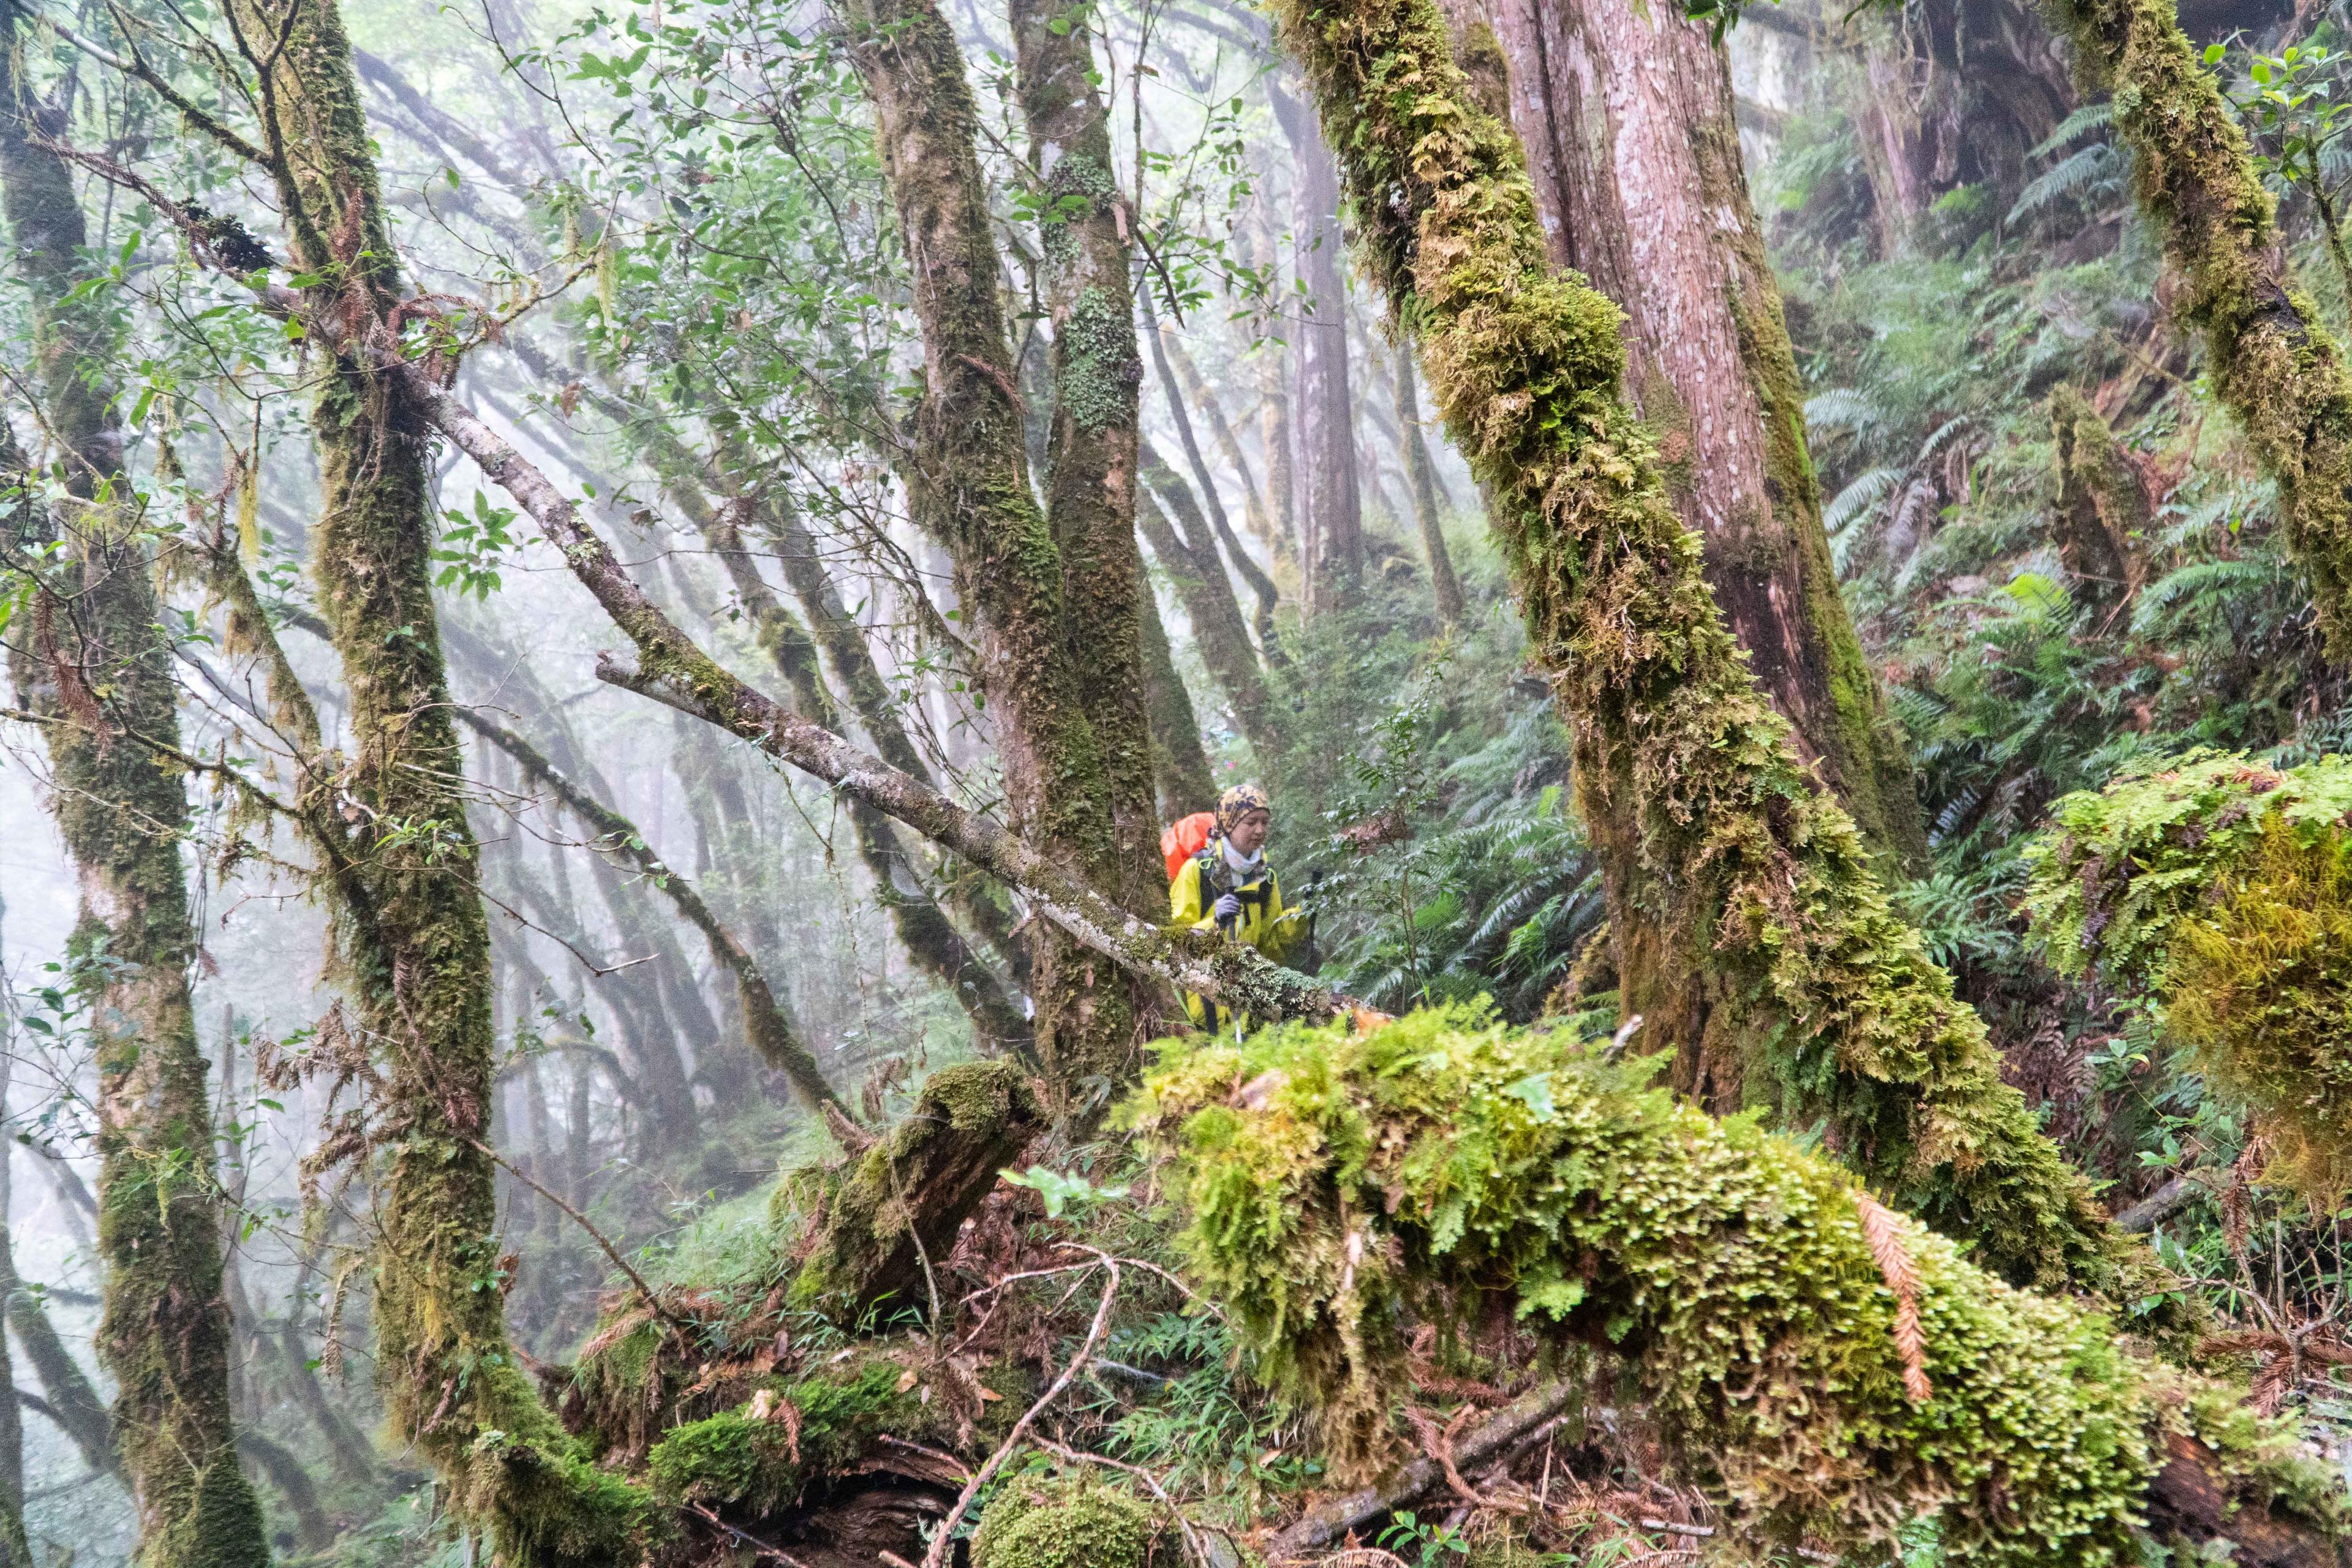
(2045, 0, 2352, 651)
(971, 1477, 1165, 1568)
(1133, 1006, 2346, 1561)
(1264, 0, 2130, 1295)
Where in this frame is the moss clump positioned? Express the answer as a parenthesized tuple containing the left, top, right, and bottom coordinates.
(1262, 0, 2127, 1297)
(785, 1062, 1046, 1322)
(971, 1477, 1164, 1568)
(2168, 824, 2352, 1203)
(2036, 774, 2352, 1210)
(1134, 1006, 2345, 1561)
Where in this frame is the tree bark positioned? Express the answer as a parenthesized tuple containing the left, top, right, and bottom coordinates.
(2049, 386, 2144, 614)
(0, 1052, 31, 1567)
(1154, 320, 1277, 569)
(1466, 0, 1928, 873)
(1266, 0, 2141, 1300)
(227, 3, 647, 1560)
(0, 9, 265, 1560)
(1395, 344, 1466, 626)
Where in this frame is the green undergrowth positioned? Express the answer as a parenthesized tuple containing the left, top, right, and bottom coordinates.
(1132, 1004, 2343, 1561)
(2029, 750, 2352, 1203)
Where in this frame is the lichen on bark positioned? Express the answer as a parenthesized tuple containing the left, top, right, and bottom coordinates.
(0, 7, 265, 1558)
(1265, 0, 2135, 1295)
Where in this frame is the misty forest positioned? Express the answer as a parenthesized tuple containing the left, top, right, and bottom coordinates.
(21, 0, 2352, 1560)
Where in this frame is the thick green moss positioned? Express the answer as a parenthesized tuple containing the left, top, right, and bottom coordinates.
(647, 1365, 907, 1513)
(1134, 1007, 2345, 1561)
(1265, 0, 2125, 1296)
(971, 1478, 1163, 1568)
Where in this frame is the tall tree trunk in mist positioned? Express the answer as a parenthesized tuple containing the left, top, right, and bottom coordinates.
(1249, 214, 1301, 576)
(230, 3, 644, 1559)
(1270, 80, 1364, 614)
(1271, 0, 2144, 1301)
(1137, 467, 1281, 758)
(1463, 0, 1928, 876)
(845, 0, 1163, 1118)
(1137, 583, 1218, 813)
(0, 10, 266, 1562)
(1395, 345, 1466, 626)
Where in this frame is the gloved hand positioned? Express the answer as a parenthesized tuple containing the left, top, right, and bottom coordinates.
(1212, 892, 1243, 922)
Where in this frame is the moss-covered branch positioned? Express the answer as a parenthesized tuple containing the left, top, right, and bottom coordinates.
(2047, 0, 2352, 650)
(1267, 0, 2130, 1294)
(1137, 1008, 2348, 1563)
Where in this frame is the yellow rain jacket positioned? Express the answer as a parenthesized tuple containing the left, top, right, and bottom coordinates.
(1169, 842, 1303, 1033)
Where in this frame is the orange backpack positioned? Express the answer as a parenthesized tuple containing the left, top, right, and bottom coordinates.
(1161, 812, 1217, 882)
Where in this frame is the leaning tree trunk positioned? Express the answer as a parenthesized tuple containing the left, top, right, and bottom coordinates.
(1465, 0, 1928, 876)
(840, 0, 1163, 1117)
(1395, 345, 1466, 626)
(0, 10, 266, 1563)
(1267, 0, 2143, 1301)
(1136, 583, 1218, 814)
(0, 940, 32, 1568)
(228, 3, 646, 1561)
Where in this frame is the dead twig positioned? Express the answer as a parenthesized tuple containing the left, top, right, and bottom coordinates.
(921, 1247, 1122, 1568)
(468, 1136, 688, 1330)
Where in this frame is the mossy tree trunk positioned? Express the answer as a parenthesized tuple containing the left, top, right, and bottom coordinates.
(2049, 385, 2146, 615)
(226, 4, 646, 1560)
(840, 0, 1163, 1115)
(0, 10, 266, 1562)
(1466, 0, 1927, 875)
(0, 979, 33, 1567)
(1265, 0, 2138, 1298)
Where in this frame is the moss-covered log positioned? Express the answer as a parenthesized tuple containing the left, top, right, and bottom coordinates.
(1269, 0, 2128, 1294)
(1137, 1008, 2349, 1564)
(2047, 0, 2352, 652)
(224, 2, 650, 1561)
(971, 1476, 1164, 1568)
(785, 1063, 1046, 1323)
(0, 9, 264, 1561)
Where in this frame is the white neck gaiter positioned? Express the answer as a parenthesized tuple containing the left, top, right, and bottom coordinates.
(1221, 839, 1264, 880)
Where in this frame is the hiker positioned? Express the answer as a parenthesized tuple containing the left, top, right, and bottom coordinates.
(1167, 783, 1303, 1033)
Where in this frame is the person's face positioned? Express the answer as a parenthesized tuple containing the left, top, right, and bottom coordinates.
(1228, 809, 1271, 857)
